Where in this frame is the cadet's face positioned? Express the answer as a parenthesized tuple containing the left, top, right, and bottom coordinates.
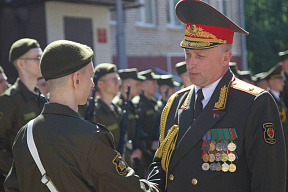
(0, 73, 9, 94)
(99, 72, 120, 97)
(269, 78, 285, 92)
(185, 45, 230, 88)
(142, 80, 158, 98)
(126, 79, 141, 98)
(21, 48, 42, 79)
(180, 71, 192, 87)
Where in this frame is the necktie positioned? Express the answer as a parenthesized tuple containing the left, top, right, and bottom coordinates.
(194, 89, 204, 121)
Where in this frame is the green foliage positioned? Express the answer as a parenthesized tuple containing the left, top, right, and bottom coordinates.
(244, 0, 288, 74)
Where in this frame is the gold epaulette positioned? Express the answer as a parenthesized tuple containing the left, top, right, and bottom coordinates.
(231, 79, 264, 96)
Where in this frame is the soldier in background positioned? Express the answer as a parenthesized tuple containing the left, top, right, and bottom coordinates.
(279, 50, 288, 109)
(254, 72, 269, 90)
(175, 61, 192, 88)
(0, 66, 9, 95)
(113, 68, 146, 177)
(132, 69, 161, 177)
(92, 63, 123, 151)
(0, 38, 45, 190)
(229, 62, 239, 78)
(237, 70, 256, 85)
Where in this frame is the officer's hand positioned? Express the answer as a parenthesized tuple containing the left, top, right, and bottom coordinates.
(130, 148, 142, 160)
(151, 141, 159, 151)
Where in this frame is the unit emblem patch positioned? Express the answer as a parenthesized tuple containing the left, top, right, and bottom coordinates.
(263, 123, 276, 144)
(112, 153, 127, 175)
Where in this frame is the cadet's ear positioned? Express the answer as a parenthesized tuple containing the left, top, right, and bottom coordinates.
(72, 71, 81, 89)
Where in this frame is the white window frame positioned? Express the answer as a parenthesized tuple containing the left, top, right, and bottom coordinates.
(166, 0, 185, 29)
(136, 0, 157, 28)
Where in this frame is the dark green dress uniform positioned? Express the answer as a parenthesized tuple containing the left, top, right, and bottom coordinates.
(148, 70, 286, 192)
(4, 103, 158, 192)
(94, 97, 123, 150)
(0, 78, 44, 174)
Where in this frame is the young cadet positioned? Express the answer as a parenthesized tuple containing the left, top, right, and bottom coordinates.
(0, 38, 45, 189)
(279, 50, 288, 109)
(0, 66, 9, 95)
(157, 75, 180, 104)
(175, 61, 192, 88)
(148, 0, 286, 191)
(4, 40, 159, 192)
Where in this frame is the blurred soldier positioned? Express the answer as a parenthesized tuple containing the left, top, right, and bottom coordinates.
(4, 40, 159, 192)
(279, 50, 288, 109)
(36, 77, 49, 97)
(93, 63, 123, 150)
(0, 38, 45, 190)
(237, 70, 256, 84)
(175, 61, 192, 88)
(254, 72, 269, 90)
(132, 69, 161, 177)
(113, 68, 146, 177)
(229, 62, 239, 78)
(0, 66, 9, 95)
(157, 74, 180, 106)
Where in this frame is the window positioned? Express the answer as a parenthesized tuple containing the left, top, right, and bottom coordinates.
(136, 0, 157, 27)
(217, 0, 232, 19)
(167, 0, 184, 28)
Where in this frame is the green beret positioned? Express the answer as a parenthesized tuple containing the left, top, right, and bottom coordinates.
(94, 63, 117, 79)
(157, 75, 180, 87)
(279, 50, 288, 62)
(40, 40, 93, 80)
(118, 68, 145, 81)
(9, 38, 40, 63)
(175, 61, 187, 76)
(0, 66, 4, 73)
(138, 69, 160, 80)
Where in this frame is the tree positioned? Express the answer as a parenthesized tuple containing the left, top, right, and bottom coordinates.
(244, 0, 288, 74)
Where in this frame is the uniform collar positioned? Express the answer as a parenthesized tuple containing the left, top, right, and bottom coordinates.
(16, 78, 38, 101)
(42, 103, 83, 119)
(269, 89, 280, 101)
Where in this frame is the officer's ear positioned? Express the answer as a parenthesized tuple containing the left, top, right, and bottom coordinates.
(71, 71, 81, 89)
(223, 50, 232, 66)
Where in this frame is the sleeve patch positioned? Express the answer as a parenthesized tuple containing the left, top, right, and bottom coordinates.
(112, 153, 127, 175)
(263, 123, 276, 145)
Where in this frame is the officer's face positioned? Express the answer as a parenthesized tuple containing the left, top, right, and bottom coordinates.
(21, 48, 42, 79)
(0, 72, 8, 94)
(185, 45, 231, 88)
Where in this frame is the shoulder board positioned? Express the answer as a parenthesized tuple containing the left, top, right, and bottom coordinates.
(231, 79, 264, 96)
(175, 85, 194, 95)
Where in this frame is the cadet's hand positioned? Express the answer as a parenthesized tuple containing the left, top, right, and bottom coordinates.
(151, 141, 159, 151)
(130, 148, 142, 160)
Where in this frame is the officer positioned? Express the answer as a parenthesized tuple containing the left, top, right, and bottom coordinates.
(4, 40, 159, 192)
(148, 1, 286, 191)
(113, 68, 146, 177)
(157, 74, 180, 106)
(132, 69, 161, 177)
(175, 61, 192, 88)
(0, 38, 45, 190)
(92, 63, 123, 150)
(0, 66, 9, 95)
(279, 50, 288, 109)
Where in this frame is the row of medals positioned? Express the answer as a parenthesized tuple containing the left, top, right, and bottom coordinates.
(202, 141, 237, 172)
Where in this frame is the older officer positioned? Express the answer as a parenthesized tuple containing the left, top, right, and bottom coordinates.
(148, 1, 286, 192)
(0, 66, 9, 95)
(4, 40, 159, 192)
(0, 38, 45, 189)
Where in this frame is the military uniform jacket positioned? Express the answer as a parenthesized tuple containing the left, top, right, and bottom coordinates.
(148, 70, 286, 192)
(0, 78, 44, 174)
(4, 103, 159, 192)
(94, 97, 123, 150)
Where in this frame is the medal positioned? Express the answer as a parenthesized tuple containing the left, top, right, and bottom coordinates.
(216, 162, 222, 171)
(229, 163, 237, 172)
(210, 163, 217, 171)
(203, 153, 209, 162)
(215, 153, 221, 161)
(227, 142, 236, 151)
(209, 142, 215, 151)
(222, 142, 228, 151)
(216, 143, 222, 151)
(203, 142, 210, 151)
(228, 153, 236, 162)
(221, 153, 228, 162)
(222, 162, 229, 172)
(202, 163, 210, 171)
(209, 153, 215, 162)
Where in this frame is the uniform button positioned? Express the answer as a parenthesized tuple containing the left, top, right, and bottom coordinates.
(169, 174, 174, 181)
(191, 178, 197, 185)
